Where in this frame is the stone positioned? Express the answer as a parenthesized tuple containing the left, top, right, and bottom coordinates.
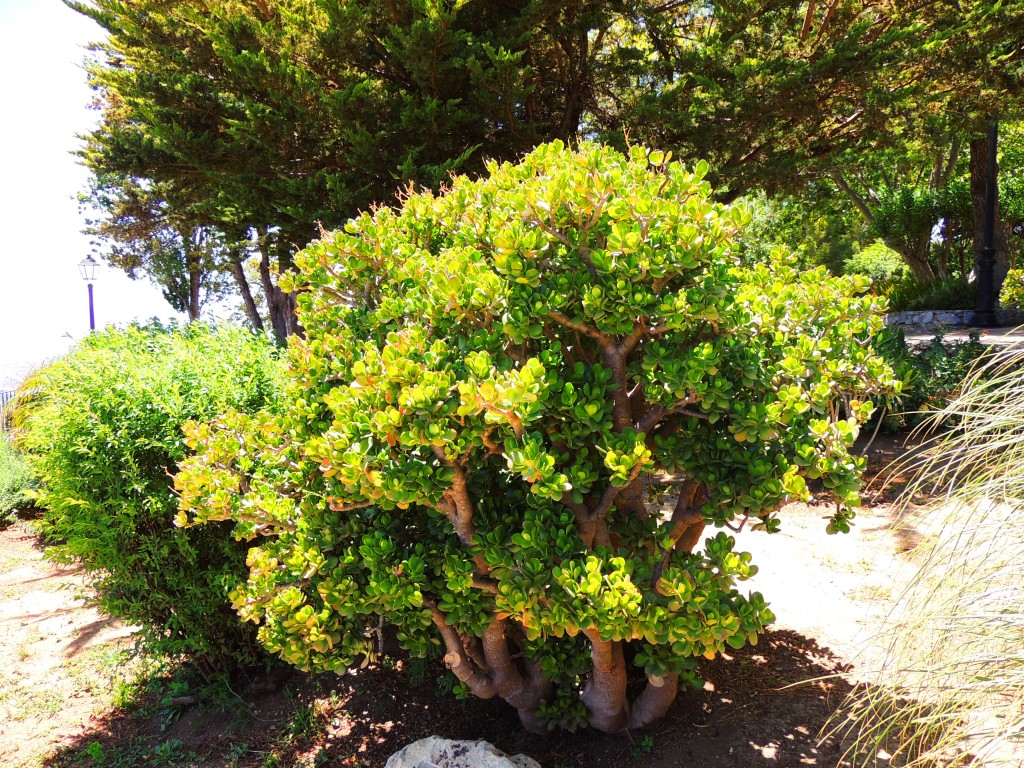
(384, 738, 541, 768)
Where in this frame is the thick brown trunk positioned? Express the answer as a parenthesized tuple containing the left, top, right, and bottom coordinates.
(652, 482, 708, 591)
(430, 608, 552, 732)
(429, 603, 497, 700)
(970, 136, 1010, 289)
(482, 619, 550, 734)
(581, 628, 629, 732)
(629, 673, 680, 729)
(258, 248, 301, 343)
(519, 660, 553, 733)
(187, 253, 201, 322)
(615, 475, 648, 520)
(886, 237, 935, 282)
(229, 253, 264, 332)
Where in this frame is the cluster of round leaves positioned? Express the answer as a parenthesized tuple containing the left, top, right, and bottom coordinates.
(176, 141, 897, 720)
(999, 268, 1024, 310)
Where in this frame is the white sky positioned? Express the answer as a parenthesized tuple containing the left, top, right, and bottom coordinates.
(0, 0, 182, 389)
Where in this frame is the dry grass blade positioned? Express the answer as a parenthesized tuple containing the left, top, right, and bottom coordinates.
(828, 338, 1024, 768)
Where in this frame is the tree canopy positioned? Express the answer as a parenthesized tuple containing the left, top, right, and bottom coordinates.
(70, 0, 1024, 324)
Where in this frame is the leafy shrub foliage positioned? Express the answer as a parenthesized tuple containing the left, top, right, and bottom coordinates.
(18, 323, 282, 675)
(999, 268, 1024, 309)
(883, 275, 976, 312)
(869, 182, 973, 282)
(0, 433, 36, 524)
(176, 142, 897, 731)
(844, 241, 909, 284)
(871, 328, 989, 431)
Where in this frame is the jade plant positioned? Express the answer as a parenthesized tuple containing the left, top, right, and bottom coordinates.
(175, 141, 897, 731)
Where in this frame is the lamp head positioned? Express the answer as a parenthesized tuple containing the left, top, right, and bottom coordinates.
(78, 255, 99, 282)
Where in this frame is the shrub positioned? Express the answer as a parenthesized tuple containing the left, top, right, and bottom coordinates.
(883, 275, 976, 312)
(0, 432, 36, 524)
(17, 322, 283, 676)
(844, 241, 909, 284)
(998, 268, 1024, 309)
(835, 343, 1024, 767)
(176, 142, 897, 732)
(870, 328, 989, 431)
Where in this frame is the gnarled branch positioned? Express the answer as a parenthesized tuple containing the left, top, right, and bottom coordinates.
(547, 310, 610, 343)
(651, 481, 708, 591)
(426, 601, 497, 699)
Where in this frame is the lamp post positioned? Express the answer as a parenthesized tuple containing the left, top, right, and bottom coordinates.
(972, 116, 999, 327)
(78, 255, 98, 331)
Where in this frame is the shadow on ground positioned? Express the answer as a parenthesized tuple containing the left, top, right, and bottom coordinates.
(42, 627, 916, 768)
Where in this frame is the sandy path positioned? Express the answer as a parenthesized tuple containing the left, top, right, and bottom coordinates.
(0, 525, 135, 768)
(734, 500, 922, 679)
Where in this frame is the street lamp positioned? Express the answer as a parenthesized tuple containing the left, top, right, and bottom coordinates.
(78, 255, 98, 331)
(972, 115, 1000, 328)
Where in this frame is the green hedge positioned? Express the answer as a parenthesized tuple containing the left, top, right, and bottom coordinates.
(844, 241, 909, 283)
(883, 275, 976, 312)
(17, 323, 283, 675)
(0, 433, 35, 524)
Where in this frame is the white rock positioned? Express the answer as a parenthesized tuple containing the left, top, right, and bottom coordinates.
(384, 738, 541, 768)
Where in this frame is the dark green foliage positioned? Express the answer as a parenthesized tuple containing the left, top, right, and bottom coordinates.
(0, 433, 36, 524)
(871, 328, 989, 430)
(17, 323, 283, 675)
(883, 277, 977, 313)
(71, 0, 616, 319)
(1000, 124, 1024, 268)
(620, 1, 923, 198)
(81, 176, 236, 323)
(866, 180, 975, 282)
(738, 190, 865, 273)
(70, 1, 1024, 331)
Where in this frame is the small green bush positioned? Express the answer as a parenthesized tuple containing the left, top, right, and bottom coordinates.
(844, 241, 909, 284)
(883, 276, 976, 312)
(0, 433, 36, 523)
(871, 328, 989, 430)
(17, 322, 283, 676)
(998, 268, 1024, 309)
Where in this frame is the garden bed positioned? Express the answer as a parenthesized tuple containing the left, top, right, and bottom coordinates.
(0, 435, 945, 768)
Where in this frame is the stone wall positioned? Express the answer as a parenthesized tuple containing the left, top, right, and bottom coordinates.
(884, 309, 1024, 330)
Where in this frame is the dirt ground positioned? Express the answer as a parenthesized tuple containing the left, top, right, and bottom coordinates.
(0, 526, 136, 767)
(0, 433, 934, 768)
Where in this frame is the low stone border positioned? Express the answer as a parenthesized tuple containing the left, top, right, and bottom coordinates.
(885, 309, 1024, 329)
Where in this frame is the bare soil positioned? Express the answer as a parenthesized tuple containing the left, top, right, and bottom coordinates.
(0, 525, 135, 767)
(0, 433, 933, 768)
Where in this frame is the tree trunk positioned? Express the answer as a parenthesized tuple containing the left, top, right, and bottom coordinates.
(187, 247, 201, 322)
(430, 607, 552, 733)
(257, 247, 301, 343)
(832, 171, 940, 282)
(895, 238, 937, 283)
(229, 255, 265, 332)
(970, 136, 1010, 290)
(630, 673, 680, 729)
(481, 619, 551, 733)
(580, 628, 629, 732)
